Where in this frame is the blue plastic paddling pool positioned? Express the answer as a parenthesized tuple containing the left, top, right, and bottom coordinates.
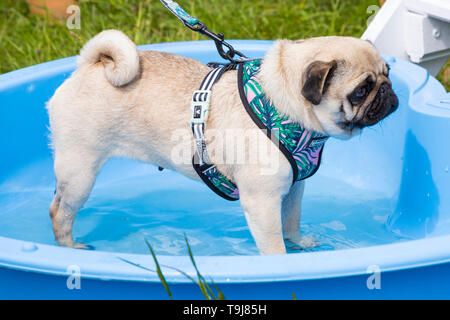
(0, 40, 450, 299)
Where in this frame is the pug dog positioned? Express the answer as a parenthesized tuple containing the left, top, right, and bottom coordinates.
(47, 30, 398, 254)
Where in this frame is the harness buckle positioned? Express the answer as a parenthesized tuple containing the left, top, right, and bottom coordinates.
(190, 90, 211, 124)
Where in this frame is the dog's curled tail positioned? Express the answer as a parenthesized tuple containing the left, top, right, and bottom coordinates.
(77, 30, 140, 87)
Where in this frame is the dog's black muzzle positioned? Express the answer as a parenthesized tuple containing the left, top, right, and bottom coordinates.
(358, 82, 399, 128)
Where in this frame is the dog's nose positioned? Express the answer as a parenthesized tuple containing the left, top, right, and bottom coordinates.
(379, 82, 388, 94)
(379, 82, 395, 100)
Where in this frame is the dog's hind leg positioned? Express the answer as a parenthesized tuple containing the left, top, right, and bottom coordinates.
(50, 150, 105, 248)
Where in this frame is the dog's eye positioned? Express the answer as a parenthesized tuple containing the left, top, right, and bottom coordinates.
(349, 86, 368, 105)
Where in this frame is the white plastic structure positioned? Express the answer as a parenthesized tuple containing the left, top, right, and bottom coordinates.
(362, 0, 450, 76)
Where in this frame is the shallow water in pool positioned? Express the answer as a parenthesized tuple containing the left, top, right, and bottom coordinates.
(0, 157, 407, 255)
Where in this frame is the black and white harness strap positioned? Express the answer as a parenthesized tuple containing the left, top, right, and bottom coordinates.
(190, 67, 227, 167)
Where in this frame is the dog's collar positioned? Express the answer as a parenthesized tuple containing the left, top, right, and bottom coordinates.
(191, 59, 328, 201)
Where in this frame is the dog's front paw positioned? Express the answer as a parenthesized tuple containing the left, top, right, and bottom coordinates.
(58, 240, 95, 250)
(72, 243, 95, 250)
(285, 233, 319, 249)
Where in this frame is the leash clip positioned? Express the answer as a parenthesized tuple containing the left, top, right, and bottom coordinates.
(160, 0, 247, 63)
(187, 22, 245, 63)
(190, 90, 211, 124)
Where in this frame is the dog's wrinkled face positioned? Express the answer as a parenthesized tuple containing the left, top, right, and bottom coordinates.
(298, 38, 399, 138)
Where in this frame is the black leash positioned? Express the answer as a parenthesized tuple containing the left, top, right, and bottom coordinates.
(160, 0, 247, 64)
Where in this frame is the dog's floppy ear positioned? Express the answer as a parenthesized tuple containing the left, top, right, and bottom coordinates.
(301, 60, 337, 105)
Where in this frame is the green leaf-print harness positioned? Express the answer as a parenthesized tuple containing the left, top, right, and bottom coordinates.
(193, 59, 328, 201)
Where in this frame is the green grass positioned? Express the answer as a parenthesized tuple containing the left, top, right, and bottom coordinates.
(0, 0, 378, 71)
(0, 0, 448, 89)
(121, 235, 225, 300)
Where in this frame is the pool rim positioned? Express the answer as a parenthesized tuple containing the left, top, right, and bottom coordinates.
(1, 234, 450, 284)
